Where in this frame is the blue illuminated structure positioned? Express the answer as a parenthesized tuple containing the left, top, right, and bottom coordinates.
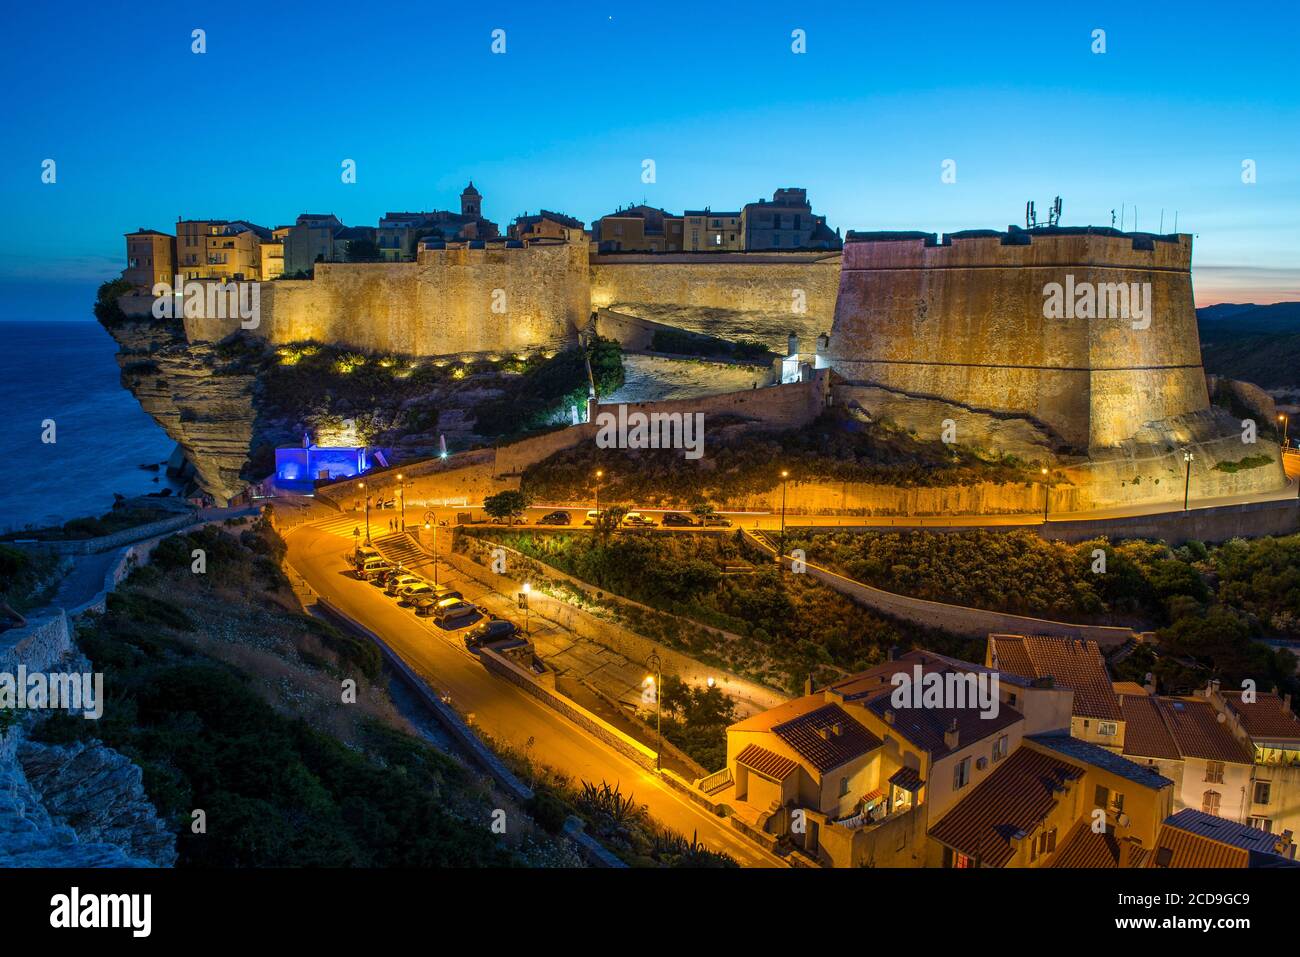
(274, 442, 391, 491)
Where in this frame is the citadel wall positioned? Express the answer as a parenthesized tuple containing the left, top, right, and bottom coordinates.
(827, 230, 1207, 451)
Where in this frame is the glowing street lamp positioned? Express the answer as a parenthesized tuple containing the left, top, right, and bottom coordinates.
(396, 473, 406, 531)
(357, 481, 371, 544)
(779, 469, 790, 565)
(1182, 449, 1194, 512)
(519, 581, 531, 636)
(423, 509, 439, 585)
(1280, 413, 1290, 450)
(1040, 467, 1050, 523)
(594, 469, 604, 526)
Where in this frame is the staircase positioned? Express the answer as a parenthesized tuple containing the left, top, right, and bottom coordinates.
(373, 532, 435, 573)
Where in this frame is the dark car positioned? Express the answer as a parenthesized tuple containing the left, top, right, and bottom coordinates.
(662, 512, 696, 527)
(537, 510, 571, 526)
(464, 618, 519, 649)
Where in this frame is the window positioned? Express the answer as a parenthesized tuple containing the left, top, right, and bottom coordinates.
(1094, 785, 1125, 815)
(1254, 781, 1271, 805)
(993, 734, 1009, 761)
(1205, 761, 1225, 784)
(1249, 816, 1273, 832)
(1202, 790, 1221, 815)
(838, 776, 849, 797)
(1008, 693, 1018, 709)
(1098, 721, 1118, 737)
(954, 756, 971, 790)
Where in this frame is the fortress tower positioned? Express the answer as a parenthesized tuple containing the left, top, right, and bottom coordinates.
(460, 182, 482, 219)
(826, 226, 1209, 452)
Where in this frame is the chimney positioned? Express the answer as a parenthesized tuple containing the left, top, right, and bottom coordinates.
(804, 674, 815, 696)
(831, 722, 842, 737)
(1143, 672, 1157, 695)
(816, 333, 829, 353)
(943, 719, 960, 752)
(1285, 694, 1294, 714)
(884, 708, 895, 726)
(886, 645, 900, 663)
(818, 727, 830, 741)
(1206, 678, 1222, 699)
(787, 332, 799, 358)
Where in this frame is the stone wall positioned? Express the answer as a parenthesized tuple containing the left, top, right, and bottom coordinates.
(590, 251, 841, 351)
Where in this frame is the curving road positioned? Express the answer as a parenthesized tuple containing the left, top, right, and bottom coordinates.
(283, 523, 784, 868)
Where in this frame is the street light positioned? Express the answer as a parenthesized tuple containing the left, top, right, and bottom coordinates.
(1280, 413, 1290, 450)
(1182, 449, 1194, 512)
(357, 481, 371, 544)
(423, 509, 439, 585)
(594, 469, 604, 525)
(1040, 467, 1050, 523)
(646, 652, 662, 771)
(396, 473, 406, 531)
(519, 581, 531, 636)
(779, 469, 790, 567)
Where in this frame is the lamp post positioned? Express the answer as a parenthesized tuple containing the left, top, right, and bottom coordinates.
(357, 481, 371, 544)
(594, 469, 603, 525)
(396, 473, 406, 531)
(1040, 467, 1050, 523)
(646, 652, 662, 771)
(1280, 413, 1290, 450)
(423, 509, 439, 585)
(779, 469, 789, 567)
(519, 582, 531, 636)
(1182, 449, 1194, 512)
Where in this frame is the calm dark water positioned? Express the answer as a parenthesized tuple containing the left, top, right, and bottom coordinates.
(0, 320, 183, 532)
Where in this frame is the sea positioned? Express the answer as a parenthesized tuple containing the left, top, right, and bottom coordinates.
(0, 318, 183, 533)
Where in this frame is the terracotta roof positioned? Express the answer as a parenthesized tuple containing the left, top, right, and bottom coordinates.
(728, 693, 828, 735)
(735, 744, 798, 782)
(1157, 697, 1254, 764)
(1029, 733, 1172, 790)
(1050, 819, 1122, 868)
(1112, 681, 1150, 696)
(1120, 694, 1181, 761)
(889, 766, 924, 792)
(867, 692, 1021, 760)
(1162, 809, 1289, 855)
(928, 747, 1083, 868)
(1152, 823, 1249, 868)
(989, 635, 1120, 721)
(772, 704, 882, 774)
(1221, 691, 1300, 742)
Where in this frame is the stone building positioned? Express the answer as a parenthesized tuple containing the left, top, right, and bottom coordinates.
(741, 188, 840, 251)
(682, 209, 742, 251)
(283, 213, 343, 276)
(593, 204, 683, 252)
(122, 228, 175, 292)
(509, 210, 586, 244)
(374, 183, 501, 262)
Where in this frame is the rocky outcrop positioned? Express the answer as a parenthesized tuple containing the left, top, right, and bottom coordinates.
(18, 738, 177, 866)
(106, 319, 256, 505)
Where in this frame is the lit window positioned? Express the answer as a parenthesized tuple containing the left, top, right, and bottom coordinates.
(954, 756, 971, 789)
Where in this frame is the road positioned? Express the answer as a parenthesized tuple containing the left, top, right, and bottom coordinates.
(283, 523, 783, 868)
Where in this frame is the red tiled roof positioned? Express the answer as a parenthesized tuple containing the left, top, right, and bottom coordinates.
(1151, 825, 1249, 868)
(989, 635, 1120, 721)
(889, 766, 924, 792)
(1120, 694, 1181, 761)
(773, 704, 881, 774)
(1221, 691, 1300, 741)
(1050, 819, 1121, 868)
(1157, 697, 1253, 764)
(928, 747, 1083, 868)
(735, 744, 798, 782)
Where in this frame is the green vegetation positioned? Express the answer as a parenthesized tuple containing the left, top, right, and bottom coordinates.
(0, 544, 62, 616)
(520, 408, 1034, 508)
(43, 521, 518, 866)
(482, 490, 529, 523)
(473, 336, 625, 437)
(657, 674, 736, 770)
(1213, 454, 1275, 473)
(1201, 332, 1300, 390)
(460, 529, 965, 693)
(1, 506, 178, 542)
(793, 528, 1299, 696)
(92, 278, 135, 329)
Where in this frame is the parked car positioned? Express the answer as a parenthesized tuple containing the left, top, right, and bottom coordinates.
(358, 557, 392, 581)
(700, 514, 733, 527)
(431, 598, 478, 625)
(583, 509, 603, 526)
(464, 618, 519, 649)
(537, 510, 571, 526)
(413, 586, 464, 614)
(621, 511, 658, 528)
(662, 512, 696, 527)
(398, 581, 436, 604)
(430, 584, 463, 602)
(352, 545, 380, 570)
(385, 573, 422, 596)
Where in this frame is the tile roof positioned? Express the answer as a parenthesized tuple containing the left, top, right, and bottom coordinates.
(889, 766, 924, 792)
(728, 693, 827, 735)
(1157, 697, 1254, 764)
(928, 747, 1084, 868)
(1162, 809, 1290, 856)
(772, 704, 881, 774)
(1120, 694, 1181, 761)
(1050, 819, 1122, 868)
(989, 635, 1120, 721)
(1221, 691, 1300, 742)
(1028, 733, 1172, 790)
(1151, 822, 1249, 868)
(734, 744, 798, 782)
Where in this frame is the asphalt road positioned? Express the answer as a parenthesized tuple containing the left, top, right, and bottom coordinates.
(283, 523, 784, 868)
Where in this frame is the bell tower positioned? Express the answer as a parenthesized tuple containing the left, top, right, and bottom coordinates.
(460, 181, 481, 218)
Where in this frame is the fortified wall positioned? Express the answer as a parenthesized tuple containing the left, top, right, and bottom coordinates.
(182, 240, 590, 354)
(589, 251, 840, 351)
(827, 227, 1207, 452)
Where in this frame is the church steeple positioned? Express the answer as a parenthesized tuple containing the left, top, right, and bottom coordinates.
(460, 181, 481, 218)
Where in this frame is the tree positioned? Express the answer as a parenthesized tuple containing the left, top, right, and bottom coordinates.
(593, 505, 626, 542)
(345, 238, 383, 263)
(483, 490, 528, 524)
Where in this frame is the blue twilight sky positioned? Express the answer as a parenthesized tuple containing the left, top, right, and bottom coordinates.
(1, 0, 1297, 316)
